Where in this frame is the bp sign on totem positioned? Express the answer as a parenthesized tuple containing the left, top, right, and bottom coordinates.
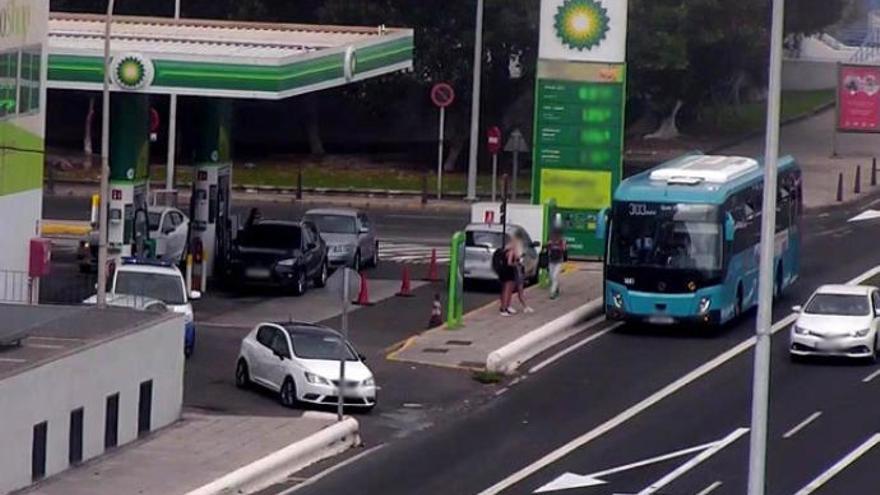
(532, 0, 628, 258)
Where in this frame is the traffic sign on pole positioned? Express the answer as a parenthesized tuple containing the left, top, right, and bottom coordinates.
(487, 126, 502, 155)
(432, 83, 455, 200)
(505, 128, 530, 201)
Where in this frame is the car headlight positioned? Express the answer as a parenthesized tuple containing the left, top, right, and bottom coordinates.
(362, 377, 375, 387)
(852, 328, 871, 338)
(699, 297, 711, 315)
(612, 293, 624, 309)
(793, 325, 809, 335)
(305, 372, 332, 385)
(277, 258, 297, 267)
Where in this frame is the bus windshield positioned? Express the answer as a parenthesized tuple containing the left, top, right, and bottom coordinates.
(610, 202, 722, 271)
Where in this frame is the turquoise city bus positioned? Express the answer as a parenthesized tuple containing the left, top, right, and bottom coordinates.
(597, 153, 802, 326)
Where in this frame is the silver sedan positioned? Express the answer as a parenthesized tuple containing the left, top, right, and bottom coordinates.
(790, 284, 880, 362)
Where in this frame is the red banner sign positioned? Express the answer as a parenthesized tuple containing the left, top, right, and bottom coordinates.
(839, 65, 880, 132)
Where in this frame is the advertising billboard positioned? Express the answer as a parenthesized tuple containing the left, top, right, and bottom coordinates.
(838, 64, 880, 132)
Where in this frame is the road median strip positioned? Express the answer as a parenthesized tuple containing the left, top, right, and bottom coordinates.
(184, 417, 360, 495)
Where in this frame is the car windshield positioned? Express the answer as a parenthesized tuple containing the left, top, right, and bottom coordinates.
(805, 294, 870, 316)
(466, 231, 506, 249)
(291, 332, 358, 361)
(239, 224, 302, 249)
(148, 212, 161, 231)
(114, 271, 186, 305)
(610, 202, 722, 271)
(304, 214, 357, 234)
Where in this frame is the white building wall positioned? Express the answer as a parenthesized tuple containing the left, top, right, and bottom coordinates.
(0, 189, 42, 278)
(0, 313, 184, 495)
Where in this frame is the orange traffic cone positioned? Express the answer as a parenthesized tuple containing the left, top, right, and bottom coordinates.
(353, 271, 374, 306)
(425, 248, 440, 282)
(397, 265, 415, 297)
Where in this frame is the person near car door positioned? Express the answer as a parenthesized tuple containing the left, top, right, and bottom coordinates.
(512, 235, 534, 313)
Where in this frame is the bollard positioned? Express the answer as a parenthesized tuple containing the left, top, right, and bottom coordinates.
(873, 157, 877, 187)
(837, 172, 844, 202)
(421, 173, 429, 205)
(296, 168, 303, 200)
(855, 165, 862, 194)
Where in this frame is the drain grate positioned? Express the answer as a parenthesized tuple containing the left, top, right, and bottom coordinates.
(423, 348, 449, 354)
(445, 340, 472, 346)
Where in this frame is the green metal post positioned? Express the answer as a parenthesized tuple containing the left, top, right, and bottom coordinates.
(539, 198, 556, 289)
(446, 231, 465, 329)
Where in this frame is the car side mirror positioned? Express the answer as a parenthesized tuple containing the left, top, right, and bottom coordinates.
(531, 241, 541, 249)
(307, 242, 317, 250)
(359, 353, 367, 362)
(164, 227, 175, 235)
(190, 290, 202, 301)
(360, 227, 370, 235)
(792, 305, 802, 313)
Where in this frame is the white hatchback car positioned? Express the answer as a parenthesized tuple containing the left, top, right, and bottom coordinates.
(236, 322, 377, 410)
(790, 284, 880, 362)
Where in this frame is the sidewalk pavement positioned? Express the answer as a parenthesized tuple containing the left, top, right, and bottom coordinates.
(23, 413, 359, 495)
(721, 107, 880, 209)
(389, 263, 604, 374)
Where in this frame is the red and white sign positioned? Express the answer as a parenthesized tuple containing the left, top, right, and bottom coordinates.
(484, 211, 495, 224)
(430, 83, 455, 108)
(839, 65, 880, 132)
(487, 126, 502, 155)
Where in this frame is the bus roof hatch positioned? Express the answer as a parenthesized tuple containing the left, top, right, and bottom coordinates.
(649, 155, 759, 184)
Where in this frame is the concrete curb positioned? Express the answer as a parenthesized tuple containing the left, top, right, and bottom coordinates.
(184, 417, 360, 495)
(486, 298, 604, 375)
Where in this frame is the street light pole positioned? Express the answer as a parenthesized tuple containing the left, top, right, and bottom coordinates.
(465, 0, 485, 201)
(96, 0, 116, 308)
(166, 0, 181, 194)
(747, 0, 785, 494)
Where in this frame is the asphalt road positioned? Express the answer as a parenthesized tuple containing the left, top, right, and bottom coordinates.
(285, 196, 880, 495)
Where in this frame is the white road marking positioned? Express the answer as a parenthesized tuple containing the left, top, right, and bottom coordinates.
(848, 210, 880, 223)
(278, 443, 387, 494)
(25, 343, 64, 350)
(783, 411, 823, 439)
(477, 263, 880, 495)
(793, 433, 880, 495)
(0, 357, 27, 363)
(380, 242, 451, 264)
(535, 440, 720, 493)
(528, 319, 621, 374)
(862, 368, 880, 383)
(695, 481, 723, 495)
(636, 428, 749, 495)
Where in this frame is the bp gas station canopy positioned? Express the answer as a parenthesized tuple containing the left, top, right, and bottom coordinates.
(46, 13, 414, 98)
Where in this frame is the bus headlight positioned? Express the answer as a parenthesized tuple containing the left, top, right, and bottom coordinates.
(699, 297, 712, 314)
(612, 293, 624, 309)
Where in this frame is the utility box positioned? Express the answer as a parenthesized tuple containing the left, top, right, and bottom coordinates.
(29, 238, 52, 278)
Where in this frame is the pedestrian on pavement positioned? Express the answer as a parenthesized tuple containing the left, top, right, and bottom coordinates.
(547, 228, 568, 300)
(494, 239, 517, 316)
(512, 236, 534, 314)
(429, 293, 444, 328)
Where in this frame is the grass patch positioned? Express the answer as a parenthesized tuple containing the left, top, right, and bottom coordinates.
(472, 370, 506, 384)
(53, 160, 533, 196)
(694, 89, 834, 136)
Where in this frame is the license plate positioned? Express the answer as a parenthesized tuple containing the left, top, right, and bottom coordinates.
(245, 267, 271, 279)
(648, 316, 675, 325)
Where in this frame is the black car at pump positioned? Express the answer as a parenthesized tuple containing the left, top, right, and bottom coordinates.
(226, 221, 328, 295)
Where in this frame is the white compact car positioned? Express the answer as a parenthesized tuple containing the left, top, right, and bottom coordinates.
(790, 284, 880, 362)
(236, 322, 376, 410)
(85, 258, 200, 356)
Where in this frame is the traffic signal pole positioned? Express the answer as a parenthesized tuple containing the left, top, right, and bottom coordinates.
(465, 0, 485, 201)
(747, 0, 785, 493)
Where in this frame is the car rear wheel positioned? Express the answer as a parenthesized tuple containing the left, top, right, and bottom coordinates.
(235, 360, 250, 389)
(280, 377, 298, 408)
(293, 270, 308, 296)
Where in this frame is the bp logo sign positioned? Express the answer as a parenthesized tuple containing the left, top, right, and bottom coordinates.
(111, 53, 155, 91)
(554, 0, 610, 51)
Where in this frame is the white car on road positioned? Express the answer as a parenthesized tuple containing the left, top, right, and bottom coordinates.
(790, 284, 880, 362)
(236, 322, 377, 410)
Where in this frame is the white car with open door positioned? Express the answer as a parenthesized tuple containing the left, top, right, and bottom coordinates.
(790, 284, 880, 362)
(236, 322, 376, 410)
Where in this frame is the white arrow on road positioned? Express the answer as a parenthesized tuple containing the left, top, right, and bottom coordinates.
(534, 428, 749, 494)
(848, 210, 880, 222)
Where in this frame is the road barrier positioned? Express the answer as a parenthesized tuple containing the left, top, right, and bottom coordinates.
(352, 271, 373, 306)
(837, 172, 844, 202)
(855, 164, 862, 194)
(425, 249, 440, 282)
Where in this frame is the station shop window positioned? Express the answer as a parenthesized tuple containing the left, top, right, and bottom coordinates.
(0, 50, 17, 119)
(18, 47, 41, 115)
(138, 380, 153, 437)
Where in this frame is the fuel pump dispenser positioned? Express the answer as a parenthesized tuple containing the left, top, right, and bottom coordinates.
(191, 99, 234, 279)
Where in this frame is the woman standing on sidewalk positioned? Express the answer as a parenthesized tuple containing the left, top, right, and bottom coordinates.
(547, 228, 568, 300)
(494, 239, 518, 316)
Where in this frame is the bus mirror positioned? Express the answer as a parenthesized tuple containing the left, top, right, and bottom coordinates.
(595, 208, 608, 240)
(724, 213, 736, 242)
